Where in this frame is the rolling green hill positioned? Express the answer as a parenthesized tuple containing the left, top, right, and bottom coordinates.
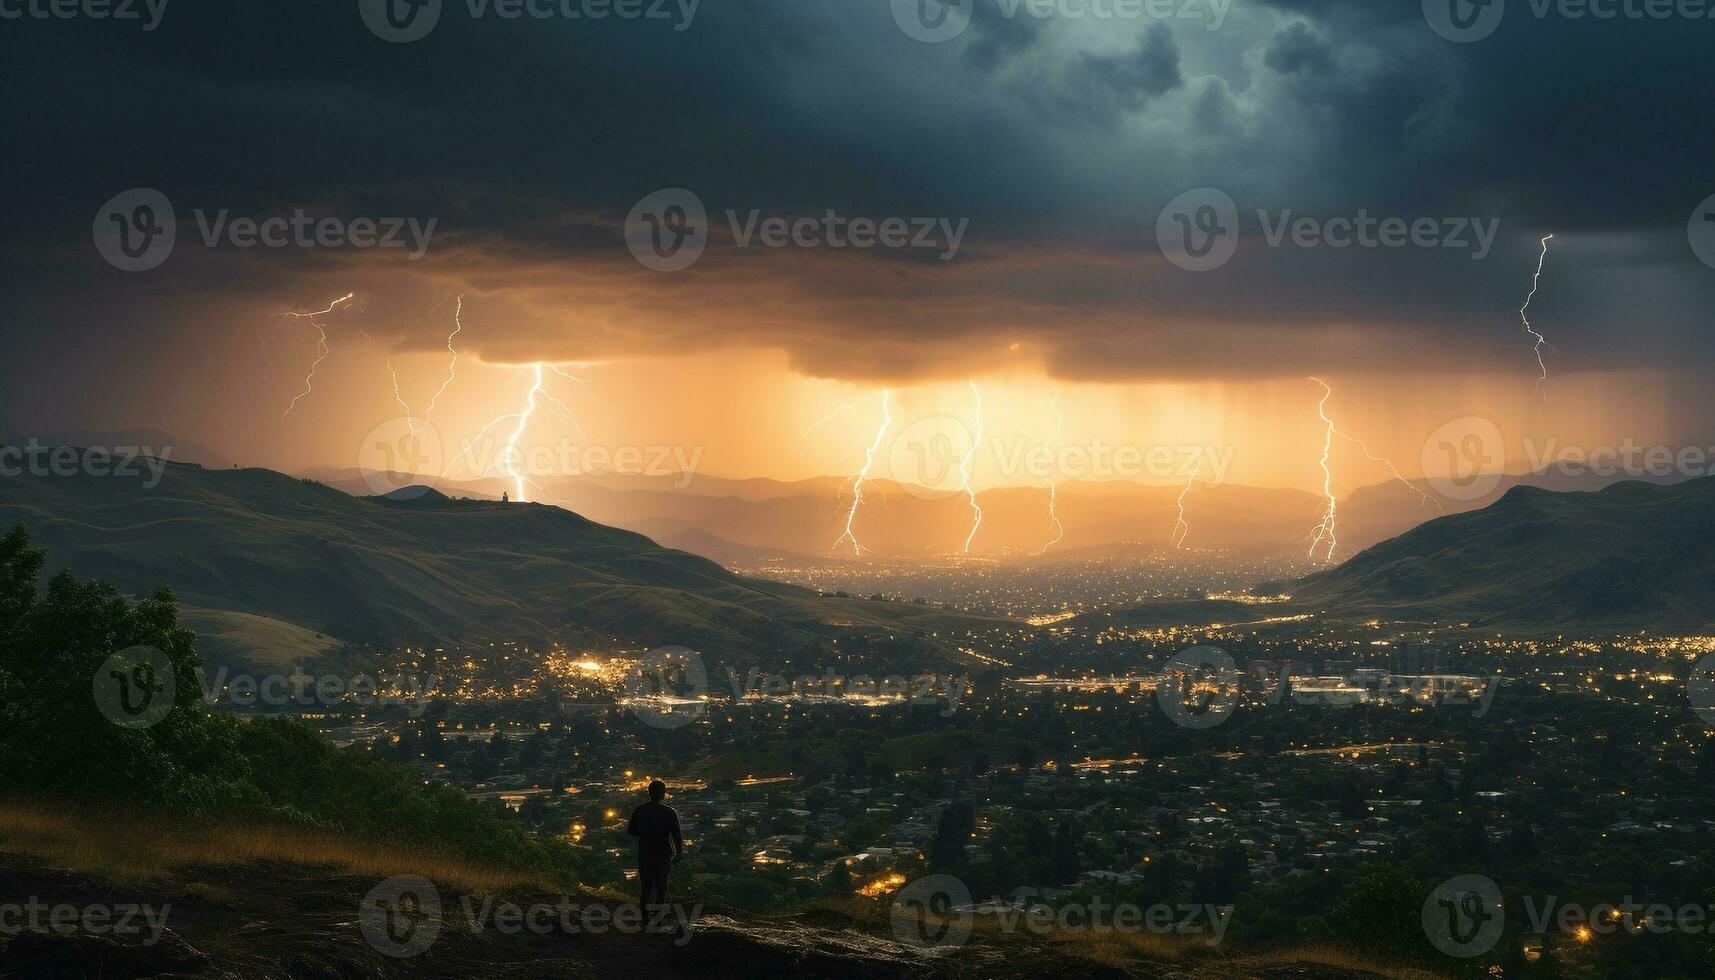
(1290, 477, 1715, 631)
(0, 458, 989, 668)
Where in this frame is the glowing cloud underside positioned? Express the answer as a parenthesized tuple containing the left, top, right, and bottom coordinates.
(1039, 388, 1066, 555)
(1171, 461, 1200, 550)
(961, 381, 984, 554)
(1520, 234, 1554, 394)
(833, 388, 891, 556)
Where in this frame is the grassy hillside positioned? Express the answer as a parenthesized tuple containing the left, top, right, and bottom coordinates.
(0, 459, 989, 666)
(1291, 478, 1715, 631)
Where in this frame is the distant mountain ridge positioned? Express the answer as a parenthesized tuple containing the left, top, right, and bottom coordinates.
(0, 458, 986, 669)
(1290, 477, 1715, 631)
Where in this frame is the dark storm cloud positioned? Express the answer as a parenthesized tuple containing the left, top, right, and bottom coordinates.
(1263, 22, 1332, 75)
(1064, 22, 1184, 125)
(0, 0, 1712, 421)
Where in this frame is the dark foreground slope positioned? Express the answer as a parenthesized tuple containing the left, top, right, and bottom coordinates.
(1290, 478, 1715, 631)
(0, 458, 984, 663)
(0, 853, 1403, 980)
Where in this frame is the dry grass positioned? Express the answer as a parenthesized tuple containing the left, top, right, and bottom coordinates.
(1043, 927, 1217, 966)
(816, 895, 1444, 978)
(0, 799, 553, 894)
(1231, 945, 1452, 979)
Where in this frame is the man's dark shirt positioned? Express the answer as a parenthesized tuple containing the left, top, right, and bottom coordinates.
(627, 801, 683, 859)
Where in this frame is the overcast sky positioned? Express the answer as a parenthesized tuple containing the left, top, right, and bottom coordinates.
(1, 0, 1711, 486)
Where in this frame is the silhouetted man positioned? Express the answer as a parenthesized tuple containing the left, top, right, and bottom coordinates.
(627, 779, 684, 916)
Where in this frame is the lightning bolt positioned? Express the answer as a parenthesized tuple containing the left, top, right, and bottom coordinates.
(385, 357, 417, 437)
(255, 325, 273, 392)
(802, 401, 858, 439)
(1332, 429, 1443, 514)
(535, 381, 587, 438)
(425, 293, 463, 415)
(546, 364, 602, 405)
(281, 292, 354, 419)
(1308, 378, 1338, 563)
(1039, 389, 1065, 555)
(1304, 377, 1441, 560)
(1171, 461, 1200, 550)
(961, 381, 984, 554)
(445, 360, 597, 501)
(499, 364, 547, 503)
(833, 388, 891, 556)
(1520, 234, 1554, 395)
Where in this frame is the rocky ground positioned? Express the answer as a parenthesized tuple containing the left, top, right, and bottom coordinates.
(0, 855, 1402, 980)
